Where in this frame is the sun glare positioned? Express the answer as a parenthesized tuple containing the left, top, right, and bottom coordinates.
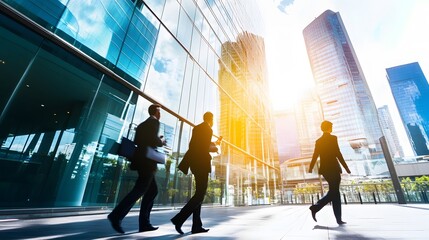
(267, 58, 314, 111)
(269, 78, 313, 111)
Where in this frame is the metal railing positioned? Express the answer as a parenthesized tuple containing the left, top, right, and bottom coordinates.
(282, 181, 429, 204)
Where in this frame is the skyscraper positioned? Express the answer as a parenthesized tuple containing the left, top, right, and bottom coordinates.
(303, 10, 386, 177)
(386, 62, 429, 156)
(377, 105, 404, 158)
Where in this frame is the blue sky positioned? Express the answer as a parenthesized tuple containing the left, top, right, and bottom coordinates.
(276, 0, 295, 13)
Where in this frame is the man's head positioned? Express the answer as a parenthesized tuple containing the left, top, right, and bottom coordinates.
(148, 104, 161, 120)
(321, 120, 333, 133)
(203, 112, 213, 127)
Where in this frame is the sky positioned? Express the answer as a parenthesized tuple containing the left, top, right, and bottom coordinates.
(260, 0, 429, 156)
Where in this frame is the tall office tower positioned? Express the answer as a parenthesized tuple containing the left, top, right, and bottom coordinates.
(377, 105, 404, 158)
(218, 32, 279, 205)
(303, 10, 386, 177)
(386, 62, 429, 156)
(0, 0, 279, 209)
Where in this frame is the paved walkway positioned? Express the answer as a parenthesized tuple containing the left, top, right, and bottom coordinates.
(0, 204, 428, 239)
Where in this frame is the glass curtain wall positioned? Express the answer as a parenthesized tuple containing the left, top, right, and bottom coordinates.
(0, 0, 279, 209)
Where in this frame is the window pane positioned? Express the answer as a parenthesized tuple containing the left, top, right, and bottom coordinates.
(144, 27, 187, 113)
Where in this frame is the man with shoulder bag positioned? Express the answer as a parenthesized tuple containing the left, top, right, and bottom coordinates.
(108, 104, 165, 234)
(172, 112, 221, 235)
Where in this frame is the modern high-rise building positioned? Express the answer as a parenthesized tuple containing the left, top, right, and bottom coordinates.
(386, 62, 429, 156)
(218, 32, 279, 206)
(0, 0, 279, 209)
(303, 10, 387, 177)
(377, 105, 404, 158)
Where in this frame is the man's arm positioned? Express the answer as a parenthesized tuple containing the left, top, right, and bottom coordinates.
(335, 137, 351, 173)
(308, 143, 319, 173)
(337, 155, 350, 173)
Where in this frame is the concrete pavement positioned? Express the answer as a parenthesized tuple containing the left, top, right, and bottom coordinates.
(0, 204, 428, 239)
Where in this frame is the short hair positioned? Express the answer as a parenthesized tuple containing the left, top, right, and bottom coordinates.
(321, 120, 333, 132)
(203, 112, 213, 121)
(148, 104, 161, 115)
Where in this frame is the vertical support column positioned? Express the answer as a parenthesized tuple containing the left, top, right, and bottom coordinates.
(171, 120, 184, 206)
(0, 47, 40, 125)
(379, 136, 406, 204)
(225, 147, 230, 206)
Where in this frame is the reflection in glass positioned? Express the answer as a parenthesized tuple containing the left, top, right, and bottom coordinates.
(144, 27, 187, 113)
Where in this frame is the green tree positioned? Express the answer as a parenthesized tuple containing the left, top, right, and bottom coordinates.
(415, 175, 429, 191)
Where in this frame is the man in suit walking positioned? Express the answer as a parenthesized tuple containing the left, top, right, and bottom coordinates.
(308, 120, 351, 225)
(172, 112, 220, 234)
(108, 104, 165, 234)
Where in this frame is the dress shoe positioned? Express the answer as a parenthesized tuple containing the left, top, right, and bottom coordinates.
(309, 205, 317, 222)
(191, 228, 210, 234)
(139, 225, 159, 232)
(107, 215, 125, 234)
(171, 218, 184, 235)
(337, 220, 347, 225)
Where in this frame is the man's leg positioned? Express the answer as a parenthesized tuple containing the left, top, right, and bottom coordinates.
(192, 204, 202, 230)
(309, 173, 338, 222)
(312, 174, 334, 211)
(109, 173, 148, 220)
(108, 172, 149, 233)
(139, 171, 158, 230)
(329, 175, 343, 223)
(171, 171, 208, 233)
(190, 171, 209, 233)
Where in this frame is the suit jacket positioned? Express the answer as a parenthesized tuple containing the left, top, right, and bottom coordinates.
(178, 122, 213, 174)
(309, 133, 348, 176)
(131, 116, 164, 171)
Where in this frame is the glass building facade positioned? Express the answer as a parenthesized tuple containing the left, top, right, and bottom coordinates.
(386, 62, 429, 156)
(0, 0, 279, 209)
(303, 10, 388, 177)
(377, 105, 404, 159)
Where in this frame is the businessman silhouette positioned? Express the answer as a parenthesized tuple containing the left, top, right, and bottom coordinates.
(308, 120, 351, 225)
(172, 112, 220, 234)
(108, 104, 165, 233)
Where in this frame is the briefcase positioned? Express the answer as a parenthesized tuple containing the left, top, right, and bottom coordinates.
(146, 146, 166, 164)
(118, 137, 136, 160)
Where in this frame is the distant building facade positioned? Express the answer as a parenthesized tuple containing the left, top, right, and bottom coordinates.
(377, 105, 404, 158)
(274, 90, 323, 189)
(274, 110, 300, 165)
